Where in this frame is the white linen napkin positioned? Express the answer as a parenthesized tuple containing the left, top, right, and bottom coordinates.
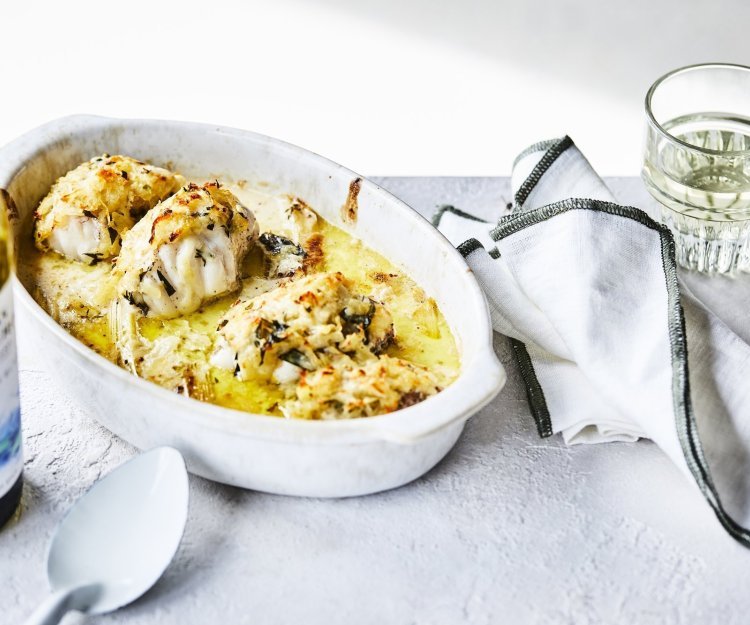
(434, 136, 750, 546)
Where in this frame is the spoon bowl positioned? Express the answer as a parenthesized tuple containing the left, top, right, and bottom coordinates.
(25, 447, 189, 624)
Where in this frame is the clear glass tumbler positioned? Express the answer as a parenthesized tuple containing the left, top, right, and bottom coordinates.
(642, 63, 750, 273)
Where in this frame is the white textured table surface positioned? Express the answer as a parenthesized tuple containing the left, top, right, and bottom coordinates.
(4, 178, 750, 625)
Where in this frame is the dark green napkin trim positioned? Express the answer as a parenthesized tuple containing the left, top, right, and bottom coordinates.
(432, 204, 489, 228)
(509, 338, 553, 438)
(456, 238, 485, 257)
(512, 137, 567, 169)
(513, 135, 573, 209)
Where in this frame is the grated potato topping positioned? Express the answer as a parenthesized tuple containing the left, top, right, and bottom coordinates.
(21, 156, 459, 420)
(282, 353, 441, 420)
(34, 154, 184, 262)
(109, 181, 259, 319)
(213, 272, 395, 379)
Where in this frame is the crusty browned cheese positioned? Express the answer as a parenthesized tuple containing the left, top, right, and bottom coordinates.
(281, 353, 441, 420)
(111, 181, 258, 318)
(211, 271, 394, 381)
(34, 154, 184, 263)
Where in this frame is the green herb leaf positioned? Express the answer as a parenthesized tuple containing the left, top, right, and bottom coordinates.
(279, 349, 314, 371)
(156, 269, 176, 296)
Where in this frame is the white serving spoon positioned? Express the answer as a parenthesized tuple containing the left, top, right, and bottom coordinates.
(24, 447, 189, 625)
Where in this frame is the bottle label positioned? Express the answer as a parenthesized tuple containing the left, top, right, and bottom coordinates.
(0, 279, 21, 496)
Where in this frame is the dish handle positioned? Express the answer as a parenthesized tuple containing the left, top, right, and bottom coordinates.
(366, 347, 506, 444)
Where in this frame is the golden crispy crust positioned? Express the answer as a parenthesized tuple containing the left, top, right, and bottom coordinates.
(34, 154, 185, 260)
(216, 271, 394, 380)
(282, 354, 440, 419)
(110, 181, 258, 317)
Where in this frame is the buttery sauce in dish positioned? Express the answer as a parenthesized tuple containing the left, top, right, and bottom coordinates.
(18, 155, 459, 419)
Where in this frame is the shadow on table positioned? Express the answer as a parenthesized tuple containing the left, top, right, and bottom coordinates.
(119, 478, 252, 616)
(307, 0, 750, 103)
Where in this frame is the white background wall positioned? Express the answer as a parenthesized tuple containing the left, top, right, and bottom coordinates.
(1, 0, 747, 175)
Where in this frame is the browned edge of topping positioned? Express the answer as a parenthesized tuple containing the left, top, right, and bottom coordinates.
(340, 177, 362, 224)
(0, 189, 19, 223)
(302, 232, 324, 273)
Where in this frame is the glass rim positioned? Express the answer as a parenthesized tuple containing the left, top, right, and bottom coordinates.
(645, 62, 750, 157)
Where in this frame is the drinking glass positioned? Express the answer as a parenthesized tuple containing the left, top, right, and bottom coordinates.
(642, 63, 750, 273)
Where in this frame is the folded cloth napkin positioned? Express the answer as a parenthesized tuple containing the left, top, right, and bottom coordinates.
(434, 136, 750, 546)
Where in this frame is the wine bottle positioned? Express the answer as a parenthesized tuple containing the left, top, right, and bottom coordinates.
(0, 192, 21, 527)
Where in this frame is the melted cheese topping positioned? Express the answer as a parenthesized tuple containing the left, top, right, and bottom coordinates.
(19, 178, 460, 419)
(34, 155, 185, 262)
(110, 181, 258, 318)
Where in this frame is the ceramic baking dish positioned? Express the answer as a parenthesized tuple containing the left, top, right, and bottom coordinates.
(0, 115, 505, 497)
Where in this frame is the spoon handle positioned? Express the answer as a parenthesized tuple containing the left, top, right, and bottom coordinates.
(24, 584, 101, 625)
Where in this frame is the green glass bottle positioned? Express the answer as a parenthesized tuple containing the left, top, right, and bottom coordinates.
(0, 193, 21, 527)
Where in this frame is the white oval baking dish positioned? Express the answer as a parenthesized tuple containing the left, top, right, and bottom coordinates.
(0, 115, 505, 497)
